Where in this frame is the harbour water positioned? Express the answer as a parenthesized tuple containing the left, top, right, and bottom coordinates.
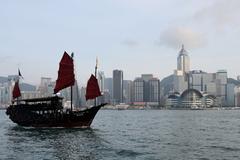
(1, 109, 240, 160)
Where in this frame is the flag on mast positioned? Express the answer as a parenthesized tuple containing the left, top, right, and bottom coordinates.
(96, 57, 98, 68)
(18, 68, 23, 79)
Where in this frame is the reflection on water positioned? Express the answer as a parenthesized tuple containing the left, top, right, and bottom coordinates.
(1, 110, 240, 160)
(5, 126, 106, 160)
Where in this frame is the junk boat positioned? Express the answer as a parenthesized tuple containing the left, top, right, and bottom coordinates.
(6, 52, 106, 127)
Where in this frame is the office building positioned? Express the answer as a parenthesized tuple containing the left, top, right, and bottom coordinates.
(133, 78, 144, 102)
(123, 80, 133, 104)
(98, 71, 105, 93)
(133, 75, 160, 105)
(149, 78, 160, 102)
(177, 45, 190, 74)
(113, 70, 123, 104)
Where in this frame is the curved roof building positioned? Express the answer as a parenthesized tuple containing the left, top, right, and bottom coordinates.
(180, 89, 203, 99)
(180, 89, 203, 108)
(166, 88, 217, 108)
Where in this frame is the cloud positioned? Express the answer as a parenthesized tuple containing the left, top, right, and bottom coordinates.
(158, 27, 205, 49)
(121, 39, 139, 47)
(193, 0, 240, 31)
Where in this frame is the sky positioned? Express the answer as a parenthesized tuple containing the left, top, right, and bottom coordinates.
(1, 0, 240, 86)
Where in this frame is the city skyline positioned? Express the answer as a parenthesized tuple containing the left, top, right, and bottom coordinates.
(1, 0, 240, 85)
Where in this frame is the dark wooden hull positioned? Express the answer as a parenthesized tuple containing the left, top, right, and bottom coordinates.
(6, 104, 106, 128)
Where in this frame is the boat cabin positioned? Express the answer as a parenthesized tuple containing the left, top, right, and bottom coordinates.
(12, 96, 63, 111)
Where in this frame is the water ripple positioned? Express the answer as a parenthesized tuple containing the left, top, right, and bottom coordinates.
(1, 110, 240, 159)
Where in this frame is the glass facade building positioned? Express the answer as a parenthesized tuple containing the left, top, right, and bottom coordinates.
(177, 45, 190, 74)
(113, 70, 123, 104)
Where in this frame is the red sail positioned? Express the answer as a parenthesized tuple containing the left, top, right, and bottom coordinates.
(85, 74, 101, 101)
(12, 81, 21, 99)
(54, 52, 75, 94)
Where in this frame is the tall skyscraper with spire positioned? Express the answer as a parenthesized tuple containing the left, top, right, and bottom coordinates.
(177, 45, 190, 74)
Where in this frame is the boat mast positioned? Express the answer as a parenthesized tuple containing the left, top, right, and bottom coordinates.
(16, 70, 22, 105)
(17, 79, 19, 105)
(17, 97, 19, 105)
(94, 57, 98, 106)
(71, 52, 74, 112)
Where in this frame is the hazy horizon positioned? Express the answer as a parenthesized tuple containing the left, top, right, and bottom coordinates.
(1, 0, 240, 85)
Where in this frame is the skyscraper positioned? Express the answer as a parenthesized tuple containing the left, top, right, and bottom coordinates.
(98, 71, 105, 92)
(97, 71, 105, 105)
(133, 78, 144, 102)
(177, 45, 190, 74)
(38, 77, 52, 97)
(216, 70, 227, 105)
(133, 75, 160, 103)
(104, 77, 113, 98)
(123, 80, 133, 104)
(149, 78, 160, 102)
(113, 70, 123, 104)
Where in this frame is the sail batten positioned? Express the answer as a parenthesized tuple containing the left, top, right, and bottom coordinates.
(85, 74, 101, 100)
(54, 52, 75, 94)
